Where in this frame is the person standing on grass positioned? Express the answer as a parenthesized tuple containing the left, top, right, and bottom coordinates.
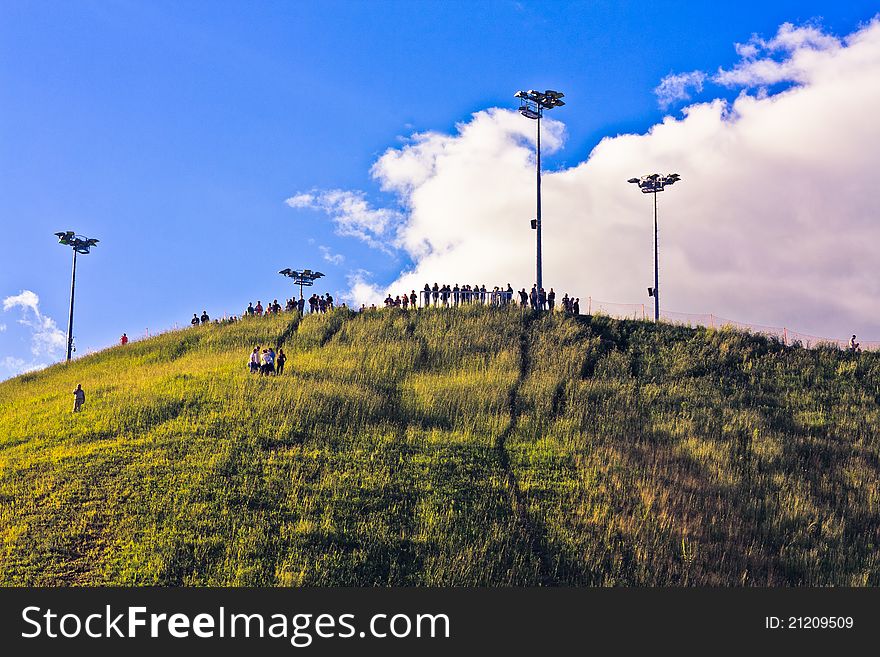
(255, 301, 263, 316)
(267, 347, 276, 374)
(191, 313, 199, 326)
(120, 333, 128, 346)
(201, 310, 210, 324)
(246, 302, 255, 316)
(276, 348, 287, 375)
(73, 384, 86, 412)
(547, 288, 556, 311)
(573, 298, 580, 315)
(249, 347, 260, 373)
(851, 335, 860, 352)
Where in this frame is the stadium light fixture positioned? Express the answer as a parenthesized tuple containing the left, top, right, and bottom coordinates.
(514, 88, 566, 292)
(279, 268, 325, 299)
(627, 173, 682, 322)
(54, 231, 99, 362)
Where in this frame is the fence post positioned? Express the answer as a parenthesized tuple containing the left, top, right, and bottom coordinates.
(588, 296, 592, 315)
(642, 304, 645, 321)
(709, 314, 714, 329)
(783, 328, 787, 345)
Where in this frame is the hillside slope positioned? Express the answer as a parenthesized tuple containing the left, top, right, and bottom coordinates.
(1, 306, 878, 586)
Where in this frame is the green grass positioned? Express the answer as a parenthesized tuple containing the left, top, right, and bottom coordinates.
(1, 306, 878, 585)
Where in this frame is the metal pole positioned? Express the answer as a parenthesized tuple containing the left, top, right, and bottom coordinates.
(535, 111, 543, 291)
(653, 189, 659, 322)
(66, 249, 77, 361)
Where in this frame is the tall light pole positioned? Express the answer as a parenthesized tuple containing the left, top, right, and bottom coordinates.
(514, 89, 565, 292)
(55, 231, 99, 362)
(627, 173, 681, 322)
(279, 268, 325, 299)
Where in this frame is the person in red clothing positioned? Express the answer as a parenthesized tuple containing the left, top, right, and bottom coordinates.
(255, 301, 263, 316)
(120, 333, 128, 346)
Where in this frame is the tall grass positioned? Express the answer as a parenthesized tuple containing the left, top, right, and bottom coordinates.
(0, 306, 877, 585)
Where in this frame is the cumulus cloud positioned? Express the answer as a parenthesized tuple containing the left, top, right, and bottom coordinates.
(291, 18, 880, 340)
(285, 189, 403, 252)
(1, 356, 47, 378)
(715, 21, 843, 88)
(343, 269, 384, 308)
(654, 71, 707, 108)
(3, 289, 67, 360)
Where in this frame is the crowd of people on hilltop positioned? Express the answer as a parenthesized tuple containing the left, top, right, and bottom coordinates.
(379, 283, 580, 314)
(242, 293, 344, 318)
(177, 294, 346, 331)
(179, 281, 581, 331)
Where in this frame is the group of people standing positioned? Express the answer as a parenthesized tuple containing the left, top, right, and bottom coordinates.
(379, 283, 580, 314)
(249, 346, 287, 375)
(244, 293, 339, 317)
(417, 283, 516, 308)
(518, 286, 580, 314)
(191, 310, 211, 326)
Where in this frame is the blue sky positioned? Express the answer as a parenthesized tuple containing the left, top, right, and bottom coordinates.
(2, 1, 879, 376)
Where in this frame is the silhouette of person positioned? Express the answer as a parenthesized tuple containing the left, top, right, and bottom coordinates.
(73, 384, 85, 412)
(276, 349, 286, 375)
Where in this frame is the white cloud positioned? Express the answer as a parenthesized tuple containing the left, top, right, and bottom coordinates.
(319, 245, 345, 266)
(1, 356, 48, 378)
(0, 323, 6, 332)
(291, 18, 880, 341)
(654, 71, 707, 108)
(285, 189, 403, 252)
(715, 21, 844, 88)
(3, 290, 41, 314)
(342, 269, 384, 308)
(2, 289, 67, 359)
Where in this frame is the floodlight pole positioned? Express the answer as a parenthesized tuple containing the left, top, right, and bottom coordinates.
(55, 232, 98, 361)
(652, 188, 659, 323)
(627, 173, 681, 322)
(535, 112, 543, 291)
(516, 89, 564, 294)
(66, 249, 77, 362)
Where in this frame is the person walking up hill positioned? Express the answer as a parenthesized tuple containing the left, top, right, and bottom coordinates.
(73, 384, 86, 412)
(276, 348, 287, 375)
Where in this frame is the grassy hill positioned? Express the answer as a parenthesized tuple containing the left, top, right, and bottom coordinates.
(1, 306, 878, 586)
